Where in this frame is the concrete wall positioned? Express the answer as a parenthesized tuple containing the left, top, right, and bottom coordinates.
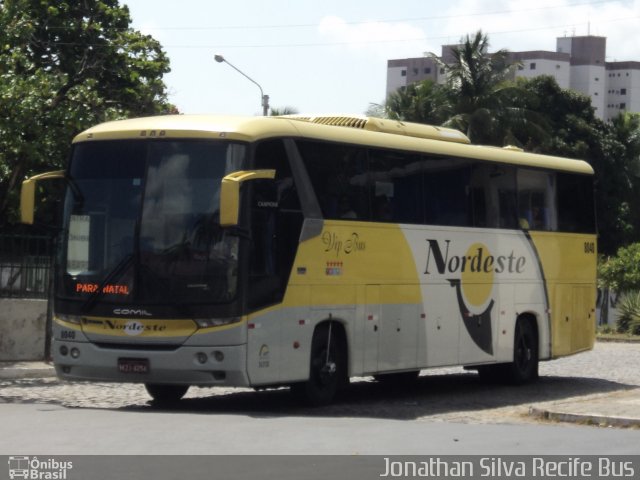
(0, 299, 47, 361)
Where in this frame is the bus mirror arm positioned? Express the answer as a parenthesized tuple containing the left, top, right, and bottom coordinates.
(220, 169, 276, 227)
(20, 170, 66, 225)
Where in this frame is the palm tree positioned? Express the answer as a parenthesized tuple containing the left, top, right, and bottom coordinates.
(435, 30, 534, 145)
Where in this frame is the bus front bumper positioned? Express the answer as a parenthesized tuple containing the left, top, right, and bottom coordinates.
(52, 339, 250, 387)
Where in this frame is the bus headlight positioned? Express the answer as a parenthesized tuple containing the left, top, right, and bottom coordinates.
(195, 317, 241, 328)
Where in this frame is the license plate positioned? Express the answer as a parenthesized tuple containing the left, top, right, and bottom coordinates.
(118, 358, 150, 374)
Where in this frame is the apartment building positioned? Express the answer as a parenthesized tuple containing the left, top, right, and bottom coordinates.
(386, 35, 640, 121)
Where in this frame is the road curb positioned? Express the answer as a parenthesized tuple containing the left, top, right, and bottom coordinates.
(528, 406, 640, 428)
(0, 364, 56, 380)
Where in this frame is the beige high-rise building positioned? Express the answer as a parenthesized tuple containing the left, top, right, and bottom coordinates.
(386, 35, 640, 121)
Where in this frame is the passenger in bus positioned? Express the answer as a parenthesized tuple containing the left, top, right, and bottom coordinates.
(339, 195, 357, 219)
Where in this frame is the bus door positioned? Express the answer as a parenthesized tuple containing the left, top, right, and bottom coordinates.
(364, 285, 419, 373)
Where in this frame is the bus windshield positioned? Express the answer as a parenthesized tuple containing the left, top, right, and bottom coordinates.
(60, 139, 246, 307)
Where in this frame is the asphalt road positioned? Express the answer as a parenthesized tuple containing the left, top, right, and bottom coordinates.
(1, 343, 639, 457)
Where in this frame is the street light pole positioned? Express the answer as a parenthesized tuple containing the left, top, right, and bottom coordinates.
(214, 54, 269, 116)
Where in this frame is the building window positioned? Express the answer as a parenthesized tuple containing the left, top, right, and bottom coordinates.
(620, 103, 626, 110)
(595, 77, 599, 81)
(594, 92, 598, 96)
(530, 63, 536, 70)
(413, 68, 418, 75)
(621, 88, 627, 95)
(401, 70, 407, 77)
(440, 68, 445, 74)
(518, 65, 524, 71)
(424, 67, 431, 74)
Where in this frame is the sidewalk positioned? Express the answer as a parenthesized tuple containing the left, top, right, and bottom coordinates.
(1, 361, 639, 428)
(0, 361, 56, 380)
(529, 388, 640, 428)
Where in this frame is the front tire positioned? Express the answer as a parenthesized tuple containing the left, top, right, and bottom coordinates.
(145, 384, 189, 404)
(291, 323, 347, 406)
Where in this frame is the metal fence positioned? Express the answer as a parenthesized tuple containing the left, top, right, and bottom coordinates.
(0, 234, 55, 299)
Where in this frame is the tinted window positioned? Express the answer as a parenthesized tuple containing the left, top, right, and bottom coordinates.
(423, 157, 472, 227)
(368, 149, 423, 223)
(557, 173, 596, 233)
(249, 140, 303, 309)
(297, 141, 369, 220)
(517, 169, 557, 231)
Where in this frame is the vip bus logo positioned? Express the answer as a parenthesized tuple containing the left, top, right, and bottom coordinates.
(424, 239, 528, 355)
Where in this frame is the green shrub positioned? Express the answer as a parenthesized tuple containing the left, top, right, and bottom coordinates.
(616, 290, 640, 334)
(598, 243, 640, 292)
(597, 324, 614, 334)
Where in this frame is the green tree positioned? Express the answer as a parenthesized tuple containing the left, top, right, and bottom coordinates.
(598, 243, 640, 292)
(270, 106, 299, 116)
(435, 30, 535, 145)
(383, 79, 451, 125)
(0, 0, 174, 227)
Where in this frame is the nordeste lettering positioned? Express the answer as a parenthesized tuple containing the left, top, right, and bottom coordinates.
(424, 239, 526, 275)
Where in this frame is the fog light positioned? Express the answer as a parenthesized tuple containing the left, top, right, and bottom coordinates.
(70, 348, 80, 359)
(59, 345, 69, 356)
(196, 352, 208, 364)
(213, 351, 224, 362)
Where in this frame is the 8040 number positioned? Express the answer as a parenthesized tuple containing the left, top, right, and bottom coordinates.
(60, 330, 76, 340)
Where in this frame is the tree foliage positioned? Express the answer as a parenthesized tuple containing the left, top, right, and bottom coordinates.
(0, 0, 174, 227)
(435, 31, 547, 146)
(384, 79, 450, 125)
(598, 243, 640, 292)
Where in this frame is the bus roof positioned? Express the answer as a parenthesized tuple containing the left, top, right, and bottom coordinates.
(73, 114, 594, 175)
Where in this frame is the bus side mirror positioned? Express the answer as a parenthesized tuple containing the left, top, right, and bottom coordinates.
(220, 169, 276, 227)
(20, 170, 65, 224)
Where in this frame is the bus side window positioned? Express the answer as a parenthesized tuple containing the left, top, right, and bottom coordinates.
(469, 163, 517, 229)
(517, 169, 558, 231)
(248, 140, 303, 309)
(297, 141, 369, 221)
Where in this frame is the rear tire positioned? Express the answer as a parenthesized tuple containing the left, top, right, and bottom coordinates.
(291, 323, 347, 406)
(506, 318, 539, 384)
(477, 317, 538, 385)
(145, 384, 189, 404)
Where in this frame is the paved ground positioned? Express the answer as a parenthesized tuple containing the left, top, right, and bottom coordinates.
(1, 341, 639, 427)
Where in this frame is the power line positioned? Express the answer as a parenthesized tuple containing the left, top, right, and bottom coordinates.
(45, 0, 620, 32)
(136, 16, 640, 50)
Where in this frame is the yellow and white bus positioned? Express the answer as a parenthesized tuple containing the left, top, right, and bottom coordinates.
(21, 114, 597, 405)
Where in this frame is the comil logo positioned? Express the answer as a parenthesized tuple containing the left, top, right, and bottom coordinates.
(8, 456, 73, 480)
(424, 239, 528, 355)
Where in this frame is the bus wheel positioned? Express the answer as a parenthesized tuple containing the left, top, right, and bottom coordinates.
(291, 323, 347, 406)
(145, 384, 189, 404)
(506, 318, 539, 384)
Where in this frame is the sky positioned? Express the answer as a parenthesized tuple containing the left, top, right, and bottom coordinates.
(124, 0, 640, 116)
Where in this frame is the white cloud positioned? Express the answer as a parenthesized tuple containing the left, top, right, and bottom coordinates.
(438, 0, 640, 59)
(318, 15, 430, 58)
